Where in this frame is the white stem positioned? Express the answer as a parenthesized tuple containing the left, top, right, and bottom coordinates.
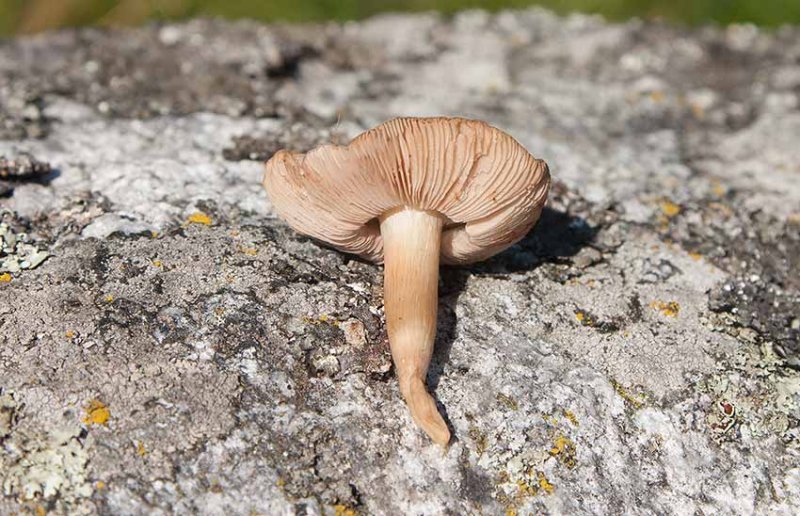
(380, 207, 450, 446)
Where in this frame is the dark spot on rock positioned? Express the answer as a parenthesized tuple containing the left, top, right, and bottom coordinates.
(708, 282, 737, 313)
(627, 294, 644, 323)
(266, 42, 317, 79)
(269, 258, 322, 285)
(663, 201, 800, 367)
(458, 453, 494, 504)
(151, 275, 164, 294)
(576, 308, 623, 334)
(89, 244, 112, 279)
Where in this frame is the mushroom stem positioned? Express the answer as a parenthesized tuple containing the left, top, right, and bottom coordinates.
(380, 207, 450, 446)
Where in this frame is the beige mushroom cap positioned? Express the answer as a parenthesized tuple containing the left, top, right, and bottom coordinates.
(263, 117, 550, 264)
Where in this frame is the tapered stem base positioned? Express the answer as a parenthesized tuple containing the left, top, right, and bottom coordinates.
(380, 207, 450, 446)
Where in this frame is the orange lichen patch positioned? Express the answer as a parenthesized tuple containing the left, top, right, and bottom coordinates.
(136, 441, 147, 457)
(688, 252, 703, 261)
(537, 472, 555, 494)
(505, 508, 518, 516)
(610, 379, 646, 409)
(186, 211, 212, 226)
(516, 478, 538, 497)
(34, 505, 46, 516)
(649, 90, 665, 103)
(542, 413, 559, 425)
(333, 505, 357, 516)
(549, 434, 577, 469)
(650, 300, 680, 317)
(239, 246, 258, 256)
(575, 310, 595, 326)
(711, 181, 726, 197)
(549, 435, 569, 455)
(0, 273, 11, 283)
(563, 410, 579, 427)
(506, 469, 554, 502)
(65, 330, 76, 339)
(82, 400, 110, 426)
(95, 481, 106, 490)
(575, 310, 596, 327)
(302, 314, 340, 328)
(659, 200, 681, 218)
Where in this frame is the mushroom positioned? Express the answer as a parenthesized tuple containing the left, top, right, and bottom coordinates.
(263, 117, 550, 446)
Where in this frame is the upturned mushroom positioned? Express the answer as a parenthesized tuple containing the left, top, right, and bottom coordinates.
(263, 117, 550, 446)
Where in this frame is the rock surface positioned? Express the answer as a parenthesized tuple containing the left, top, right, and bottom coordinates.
(1, 9, 799, 515)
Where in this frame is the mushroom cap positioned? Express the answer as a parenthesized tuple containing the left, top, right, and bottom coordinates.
(263, 117, 550, 264)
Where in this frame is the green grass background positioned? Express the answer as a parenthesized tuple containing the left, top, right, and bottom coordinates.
(2, 0, 799, 36)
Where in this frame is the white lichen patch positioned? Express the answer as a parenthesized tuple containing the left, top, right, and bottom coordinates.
(1, 394, 92, 507)
(188, 339, 215, 361)
(697, 342, 800, 443)
(0, 218, 50, 274)
(0, 391, 92, 514)
(236, 347, 260, 379)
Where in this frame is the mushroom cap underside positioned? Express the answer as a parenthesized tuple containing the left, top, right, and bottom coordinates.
(263, 117, 550, 264)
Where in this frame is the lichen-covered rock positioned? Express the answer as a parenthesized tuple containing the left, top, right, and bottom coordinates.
(0, 9, 799, 515)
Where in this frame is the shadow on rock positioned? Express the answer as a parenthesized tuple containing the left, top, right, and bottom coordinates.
(479, 206, 600, 274)
(0, 165, 60, 198)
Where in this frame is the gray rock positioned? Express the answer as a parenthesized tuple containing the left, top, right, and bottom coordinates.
(81, 213, 156, 239)
(1, 9, 799, 515)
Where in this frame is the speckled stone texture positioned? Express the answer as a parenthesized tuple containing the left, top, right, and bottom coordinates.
(1, 9, 799, 515)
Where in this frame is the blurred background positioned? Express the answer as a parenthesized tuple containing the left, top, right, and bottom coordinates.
(2, 0, 799, 36)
